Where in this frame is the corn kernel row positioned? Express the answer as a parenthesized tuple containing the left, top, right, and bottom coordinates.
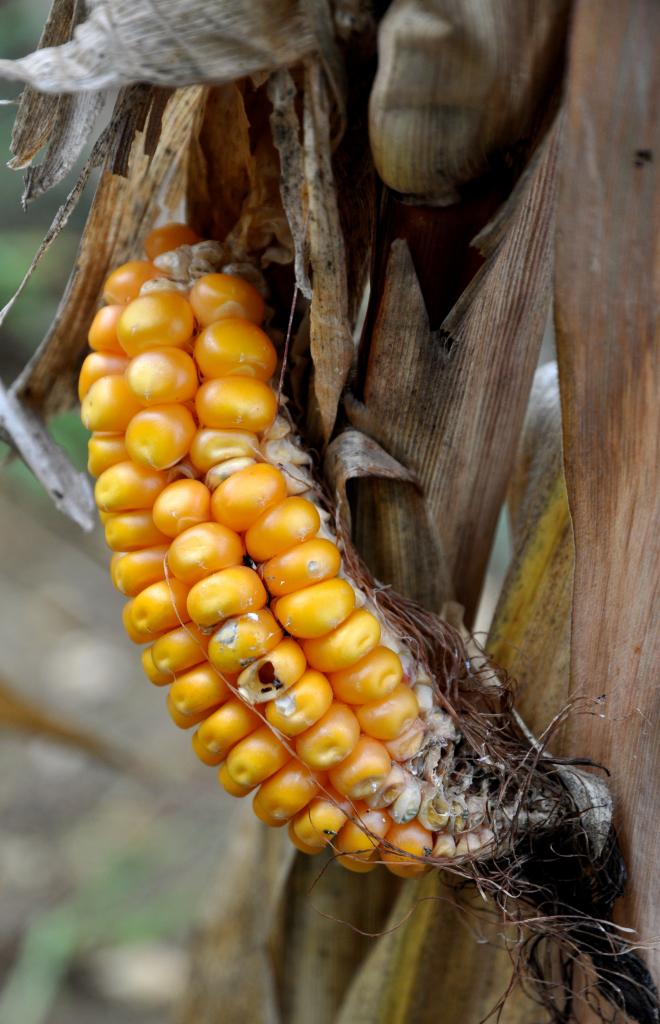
(79, 223, 476, 877)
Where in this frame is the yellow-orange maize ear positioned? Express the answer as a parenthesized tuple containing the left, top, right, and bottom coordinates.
(252, 761, 322, 825)
(262, 538, 341, 596)
(110, 546, 168, 596)
(144, 222, 200, 260)
(126, 347, 198, 405)
(329, 646, 403, 704)
(265, 669, 334, 736)
(207, 610, 282, 673)
(302, 608, 381, 672)
(194, 319, 277, 381)
(117, 292, 194, 356)
(103, 261, 159, 304)
(189, 273, 264, 327)
(166, 522, 244, 584)
(245, 497, 320, 562)
(187, 565, 267, 628)
(152, 480, 211, 537)
(381, 821, 433, 878)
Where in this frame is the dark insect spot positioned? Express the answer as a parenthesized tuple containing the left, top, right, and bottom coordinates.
(258, 661, 276, 685)
(243, 554, 258, 570)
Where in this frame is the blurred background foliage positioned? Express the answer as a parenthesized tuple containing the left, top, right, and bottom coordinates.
(0, 3, 513, 1022)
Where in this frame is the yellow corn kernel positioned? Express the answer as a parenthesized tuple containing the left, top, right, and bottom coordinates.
(262, 538, 341, 597)
(225, 725, 289, 788)
(190, 428, 259, 472)
(78, 351, 129, 400)
(151, 624, 209, 675)
(329, 646, 403, 704)
(236, 637, 307, 703)
(125, 404, 196, 470)
(126, 347, 198, 405)
(151, 480, 211, 538)
(290, 793, 348, 848)
(381, 821, 433, 878)
(295, 703, 360, 769)
(187, 565, 267, 629)
(167, 692, 215, 730)
(110, 546, 168, 596)
(131, 578, 191, 635)
(104, 510, 170, 551)
(218, 760, 255, 797)
(117, 292, 194, 356)
(166, 521, 243, 584)
(189, 273, 264, 327)
(196, 698, 259, 759)
(87, 434, 129, 477)
(194, 319, 276, 381)
(384, 717, 425, 760)
(195, 377, 277, 433)
(80, 375, 143, 433)
(88, 305, 124, 353)
(245, 497, 320, 563)
(141, 646, 171, 686)
(252, 761, 322, 825)
(94, 461, 167, 513)
(288, 827, 323, 854)
(122, 601, 160, 644)
(211, 463, 287, 532)
(191, 729, 224, 766)
(336, 850, 378, 873)
(302, 609, 381, 673)
(169, 663, 232, 720)
(273, 579, 355, 640)
(356, 683, 419, 741)
(144, 222, 200, 260)
(328, 736, 392, 800)
(103, 261, 159, 304)
(265, 669, 333, 736)
(335, 808, 390, 862)
(207, 610, 282, 673)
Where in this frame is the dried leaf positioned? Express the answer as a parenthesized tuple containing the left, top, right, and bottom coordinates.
(0, 381, 95, 530)
(303, 61, 354, 442)
(0, 0, 318, 93)
(369, 0, 569, 201)
(325, 427, 419, 531)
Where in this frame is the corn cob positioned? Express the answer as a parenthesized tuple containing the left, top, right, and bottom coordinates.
(80, 223, 506, 878)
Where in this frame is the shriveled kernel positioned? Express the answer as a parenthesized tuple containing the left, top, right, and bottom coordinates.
(125, 404, 196, 470)
(141, 647, 171, 686)
(88, 305, 124, 353)
(252, 762, 321, 825)
(194, 319, 276, 381)
(144, 222, 200, 260)
(265, 669, 333, 736)
(196, 698, 259, 758)
(291, 793, 348, 848)
(225, 725, 289, 789)
(328, 736, 392, 800)
(303, 609, 381, 673)
(117, 292, 194, 356)
(151, 624, 209, 675)
(103, 261, 159, 304)
(81, 375, 142, 433)
(295, 703, 360, 770)
(196, 377, 277, 434)
(381, 821, 433, 878)
(126, 347, 198, 404)
(211, 463, 287, 532)
(245, 497, 320, 563)
(169, 663, 232, 720)
(205, 458, 255, 489)
(110, 546, 168, 596)
(274, 579, 355, 640)
(218, 760, 255, 797)
(131, 578, 191, 635)
(237, 637, 307, 704)
(94, 461, 167, 513)
(187, 565, 267, 629)
(167, 522, 243, 584)
(262, 538, 342, 597)
(336, 808, 390, 861)
(329, 646, 403, 704)
(152, 480, 211, 538)
(356, 683, 419, 741)
(78, 351, 128, 399)
(385, 717, 425, 760)
(190, 428, 259, 472)
(207, 610, 282, 674)
(190, 273, 264, 327)
(87, 434, 128, 477)
(104, 510, 170, 551)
